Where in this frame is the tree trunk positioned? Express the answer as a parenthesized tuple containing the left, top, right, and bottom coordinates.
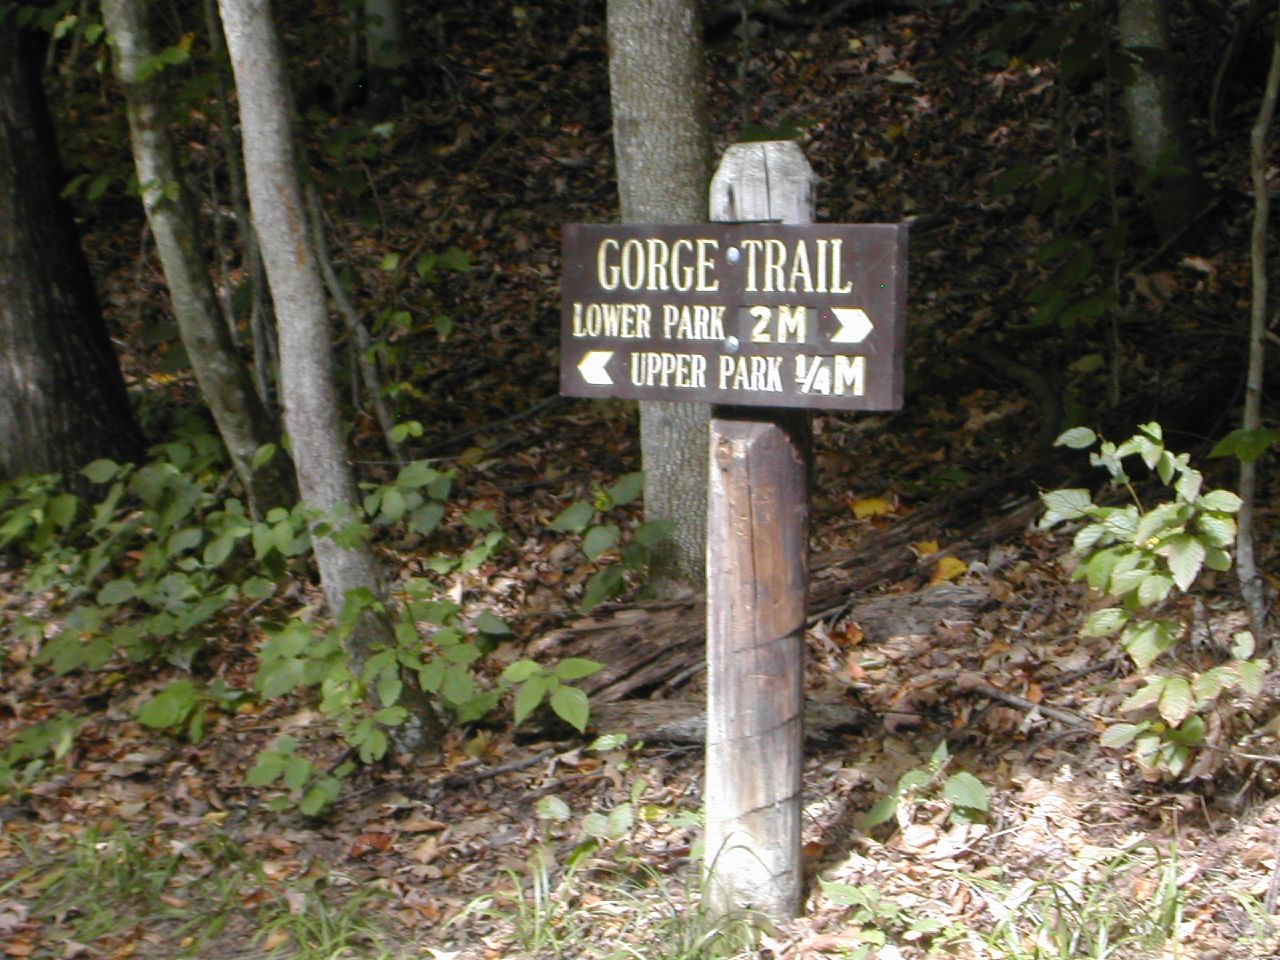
(0, 27, 145, 482)
(1117, 0, 1209, 242)
(102, 0, 294, 517)
(607, 0, 712, 594)
(217, 0, 438, 750)
(365, 0, 409, 108)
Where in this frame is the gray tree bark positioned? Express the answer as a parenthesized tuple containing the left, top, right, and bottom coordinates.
(0, 27, 145, 482)
(102, 0, 294, 516)
(607, 0, 712, 594)
(1117, 0, 1209, 242)
(217, 0, 437, 749)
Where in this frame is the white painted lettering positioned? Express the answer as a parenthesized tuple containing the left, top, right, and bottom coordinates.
(719, 355, 783, 392)
(777, 305, 807, 343)
(834, 355, 865, 395)
(695, 239, 719, 292)
(629, 351, 706, 389)
(788, 241, 813, 292)
(597, 239, 620, 291)
(829, 239, 853, 293)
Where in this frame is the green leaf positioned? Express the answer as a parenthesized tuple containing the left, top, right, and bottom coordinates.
(606, 472, 645, 506)
(550, 685, 590, 732)
(441, 664, 474, 705)
(513, 674, 551, 725)
(241, 576, 277, 600)
(1136, 573, 1173, 607)
(1231, 631, 1256, 660)
(396, 461, 439, 489)
(1100, 723, 1143, 748)
(1210, 427, 1280, 464)
(283, 755, 312, 791)
(1167, 714, 1206, 745)
(501, 660, 543, 684)
(1237, 659, 1266, 696)
(138, 680, 197, 729)
(1054, 427, 1097, 449)
(1158, 676, 1194, 725)
(409, 502, 445, 537)
(633, 519, 674, 547)
(379, 252, 401, 271)
(1082, 607, 1127, 638)
(581, 565, 624, 611)
(582, 524, 620, 560)
(246, 753, 285, 786)
(550, 501, 594, 533)
(1197, 514, 1236, 549)
(943, 771, 988, 812)
(555, 658, 602, 681)
(1039, 488, 1093, 526)
(377, 669, 402, 707)
(1122, 619, 1180, 670)
(535, 795, 572, 821)
(95, 577, 138, 606)
(251, 443, 277, 469)
(1198, 489, 1242, 513)
(1121, 677, 1165, 713)
(1157, 534, 1206, 591)
(473, 610, 511, 635)
(860, 794, 899, 829)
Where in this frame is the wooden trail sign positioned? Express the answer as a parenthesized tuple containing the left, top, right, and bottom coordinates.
(561, 223, 907, 410)
(558, 140, 907, 921)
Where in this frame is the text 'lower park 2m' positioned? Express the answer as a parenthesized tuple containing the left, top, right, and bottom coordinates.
(560, 222, 907, 410)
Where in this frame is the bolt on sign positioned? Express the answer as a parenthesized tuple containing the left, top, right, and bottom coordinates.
(560, 223, 907, 410)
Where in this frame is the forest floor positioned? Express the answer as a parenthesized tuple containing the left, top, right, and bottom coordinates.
(4, 1, 1280, 958)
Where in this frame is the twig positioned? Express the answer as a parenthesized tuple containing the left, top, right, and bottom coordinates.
(1040, 657, 1124, 691)
(965, 681, 1089, 728)
(427, 394, 563, 454)
(426, 747, 555, 793)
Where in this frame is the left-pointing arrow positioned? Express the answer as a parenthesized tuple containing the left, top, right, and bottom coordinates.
(830, 307, 874, 344)
(578, 350, 614, 386)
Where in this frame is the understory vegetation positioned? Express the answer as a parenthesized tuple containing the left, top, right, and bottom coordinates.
(4, 1, 1280, 958)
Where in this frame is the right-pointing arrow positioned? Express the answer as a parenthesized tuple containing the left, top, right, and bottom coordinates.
(578, 350, 614, 386)
(830, 307, 874, 344)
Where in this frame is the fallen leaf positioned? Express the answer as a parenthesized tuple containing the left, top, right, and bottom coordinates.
(930, 556, 968, 585)
(349, 832, 393, 858)
(850, 496, 894, 519)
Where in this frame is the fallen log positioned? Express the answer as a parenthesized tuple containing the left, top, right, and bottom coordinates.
(529, 490, 1041, 703)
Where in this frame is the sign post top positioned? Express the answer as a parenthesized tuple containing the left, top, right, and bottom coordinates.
(559, 221, 907, 411)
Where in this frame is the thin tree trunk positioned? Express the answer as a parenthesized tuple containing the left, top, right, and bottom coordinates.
(217, 0, 438, 750)
(607, 0, 712, 594)
(1238, 3, 1280, 642)
(364, 0, 408, 109)
(0, 27, 145, 482)
(102, 0, 294, 516)
(1117, 0, 1209, 242)
(203, 0, 278, 412)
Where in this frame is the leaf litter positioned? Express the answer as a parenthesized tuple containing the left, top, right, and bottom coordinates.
(3, 2, 1280, 958)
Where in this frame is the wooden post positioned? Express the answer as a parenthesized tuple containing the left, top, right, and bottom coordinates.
(704, 141, 816, 920)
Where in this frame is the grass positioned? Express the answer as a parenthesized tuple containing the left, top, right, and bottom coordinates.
(956, 841, 1187, 959)
(0, 823, 414, 959)
(455, 843, 758, 960)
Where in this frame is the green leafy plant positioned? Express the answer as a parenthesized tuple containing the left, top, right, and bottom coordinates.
(1040, 423, 1267, 776)
(548, 471, 672, 610)
(818, 879, 959, 958)
(500, 657, 602, 732)
(0, 711, 82, 796)
(861, 741, 989, 831)
(136, 677, 244, 742)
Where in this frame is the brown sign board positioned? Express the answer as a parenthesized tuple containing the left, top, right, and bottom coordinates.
(560, 222, 907, 411)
